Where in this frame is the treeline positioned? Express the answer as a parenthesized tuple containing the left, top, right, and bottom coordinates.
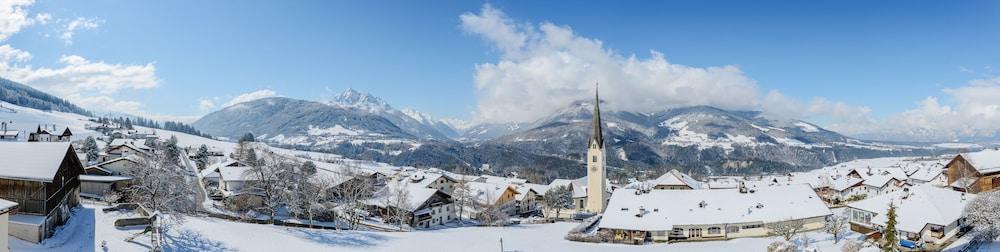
(98, 116, 212, 138)
(0, 78, 93, 116)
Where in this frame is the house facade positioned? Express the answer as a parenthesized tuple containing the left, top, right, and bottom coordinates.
(945, 150, 1000, 193)
(0, 142, 83, 243)
(847, 185, 974, 245)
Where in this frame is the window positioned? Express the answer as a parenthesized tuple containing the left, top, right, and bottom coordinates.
(688, 228, 702, 238)
(592, 156, 597, 162)
(726, 226, 740, 233)
(708, 227, 721, 234)
(742, 224, 763, 229)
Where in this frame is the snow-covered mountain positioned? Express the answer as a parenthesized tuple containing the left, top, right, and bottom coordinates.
(327, 89, 457, 140)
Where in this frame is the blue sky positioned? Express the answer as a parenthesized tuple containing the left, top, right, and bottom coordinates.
(2, 1, 1000, 140)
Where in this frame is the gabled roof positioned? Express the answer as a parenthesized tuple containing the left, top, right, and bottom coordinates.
(848, 185, 976, 234)
(0, 142, 81, 182)
(523, 183, 549, 196)
(61, 127, 73, 136)
(477, 174, 527, 185)
(958, 149, 1000, 174)
(599, 184, 831, 231)
(908, 167, 943, 182)
(219, 166, 258, 182)
(367, 179, 452, 212)
(652, 169, 703, 189)
(466, 181, 519, 205)
(862, 175, 900, 188)
(830, 177, 864, 192)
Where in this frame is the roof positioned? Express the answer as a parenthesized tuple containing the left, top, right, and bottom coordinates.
(79, 174, 133, 182)
(599, 184, 831, 231)
(908, 167, 943, 182)
(61, 127, 73, 136)
(959, 149, 1000, 174)
(830, 177, 864, 192)
(477, 175, 527, 185)
(523, 183, 549, 196)
(0, 199, 17, 213)
(94, 156, 141, 168)
(0, 142, 79, 182)
(652, 169, 703, 189)
(848, 185, 976, 234)
(514, 185, 537, 201)
(219, 166, 258, 182)
(589, 83, 604, 147)
(367, 179, 448, 212)
(466, 181, 518, 205)
(1, 130, 18, 137)
(549, 178, 587, 198)
(862, 175, 900, 188)
(109, 139, 151, 150)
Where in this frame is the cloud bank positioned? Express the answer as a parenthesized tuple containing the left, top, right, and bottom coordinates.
(460, 4, 1000, 142)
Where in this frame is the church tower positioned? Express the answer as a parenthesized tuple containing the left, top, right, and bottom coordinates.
(585, 82, 608, 213)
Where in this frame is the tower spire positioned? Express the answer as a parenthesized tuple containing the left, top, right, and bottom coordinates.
(590, 82, 604, 147)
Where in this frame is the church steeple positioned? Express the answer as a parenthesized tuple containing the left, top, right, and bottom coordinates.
(589, 82, 604, 148)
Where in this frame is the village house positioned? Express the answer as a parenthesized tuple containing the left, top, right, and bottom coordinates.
(846, 185, 974, 246)
(105, 139, 153, 160)
(78, 175, 132, 200)
(465, 181, 520, 218)
(907, 166, 947, 186)
(821, 177, 866, 203)
(0, 142, 83, 243)
(945, 149, 1000, 193)
(26, 126, 51, 142)
(546, 176, 614, 215)
(860, 175, 906, 196)
(366, 179, 456, 229)
(597, 184, 831, 244)
(512, 185, 539, 216)
(0, 122, 17, 141)
(651, 169, 703, 190)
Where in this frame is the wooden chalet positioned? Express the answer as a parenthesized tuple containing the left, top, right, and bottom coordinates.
(0, 142, 83, 243)
(946, 149, 1000, 193)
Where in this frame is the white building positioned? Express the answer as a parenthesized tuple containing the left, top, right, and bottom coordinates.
(0, 199, 18, 252)
(651, 169, 703, 190)
(846, 185, 975, 245)
(598, 184, 831, 244)
(367, 179, 456, 229)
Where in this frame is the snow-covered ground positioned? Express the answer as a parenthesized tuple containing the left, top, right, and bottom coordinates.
(12, 203, 869, 252)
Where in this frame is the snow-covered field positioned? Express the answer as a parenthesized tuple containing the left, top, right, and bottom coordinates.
(12, 203, 867, 252)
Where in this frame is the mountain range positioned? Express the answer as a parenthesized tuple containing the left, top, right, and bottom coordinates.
(192, 89, 955, 181)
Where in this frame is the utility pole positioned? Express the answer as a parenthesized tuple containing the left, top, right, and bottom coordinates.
(499, 236, 504, 252)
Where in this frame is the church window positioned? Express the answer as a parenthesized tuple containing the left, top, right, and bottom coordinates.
(592, 156, 597, 162)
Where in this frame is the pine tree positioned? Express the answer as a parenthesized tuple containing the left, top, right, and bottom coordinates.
(882, 202, 899, 252)
(83, 136, 99, 163)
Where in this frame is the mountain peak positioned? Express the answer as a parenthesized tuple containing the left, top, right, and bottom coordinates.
(330, 88, 391, 113)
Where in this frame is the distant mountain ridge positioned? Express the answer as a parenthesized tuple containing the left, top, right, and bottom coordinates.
(193, 90, 954, 181)
(0, 77, 93, 116)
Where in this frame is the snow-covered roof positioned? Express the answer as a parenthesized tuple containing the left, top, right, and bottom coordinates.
(548, 178, 586, 198)
(862, 174, 900, 188)
(94, 156, 141, 168)
(368, 179, 447, 212)
(79, 174, 133, 182)
(598, 184, 831, 231)
(523, 183, 549, 196)
(477, 175, 527, 185)
(0, 199, 16, 213)
(219, 166, 258, 182)
(109, 139, 151, 150)
(466, 181, 518, 205)
(1, 130, 18, 137)
(959, 149, 1000, 174)
(514, 185, 537, 201)
(907, 167, 943, 182)
(0, 142, 79, 182)
(848, 185, 976, 234)
(830, 177, 864, 192)
(706, 177, 740, 189)
(652, 169, 703, 189)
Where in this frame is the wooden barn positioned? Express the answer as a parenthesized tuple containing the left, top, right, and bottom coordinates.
(0, 142, 83, 243)
(946, 149, 1000, 193)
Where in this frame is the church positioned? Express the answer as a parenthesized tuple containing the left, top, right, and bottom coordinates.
(544, 83, 614, 215)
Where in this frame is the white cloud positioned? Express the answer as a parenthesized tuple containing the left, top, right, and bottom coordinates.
(223, 89, 279, 107)
(0, 44, 31, 62)
(198, 98, 217, 112)
(461, 4, 768, 123)
(0, 54, 160, 96)
(0, 0, 36, 42)
(61, 17, 102, 45)
(32, 12, 50, 25)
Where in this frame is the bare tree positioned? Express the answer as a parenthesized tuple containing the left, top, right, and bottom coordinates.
(543, 185, 573, 220)
(291, 174, 335, 228)
(245, 150, 294, 223)
(334, 165, 374, 230)
(826, 213, 849, 244)
(767, 241, 794, 252)
(768, 218, 805, 241)
(452, 179, 472, 225)
(123, 151, 197, 215)
(388, 184, 412, 230)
